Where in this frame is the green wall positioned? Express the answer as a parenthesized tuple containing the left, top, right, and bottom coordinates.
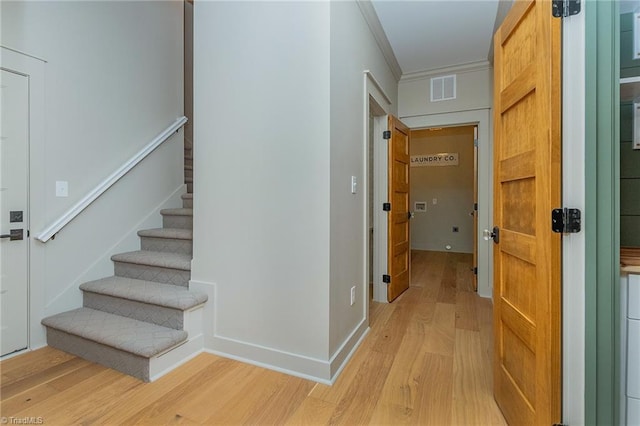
(621, 12, 640, 247)
(585, 1, 620, 424)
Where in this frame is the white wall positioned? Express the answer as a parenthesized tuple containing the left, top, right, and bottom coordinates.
(328, 1, 399, 366)
(399, 66, 492, 117)
(192, 1, 333, 380)
(1, 1, 184, 347)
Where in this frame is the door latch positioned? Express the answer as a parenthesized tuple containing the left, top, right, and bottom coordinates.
(0, 229, 24, 241)
(483, 227, 499, 244)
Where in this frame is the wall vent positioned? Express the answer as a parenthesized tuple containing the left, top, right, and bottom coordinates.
(430, 74, 456, 102)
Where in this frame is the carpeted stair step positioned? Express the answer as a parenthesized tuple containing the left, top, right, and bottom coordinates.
(184, 165, 193, 179)
(42, 307, 187, 382)
(138, 228, 192, 255)
(185, 177, 193, 194)
(112, 250, 191, 287)
(80, 276, 207, 329)
(161, 208, 192, 229)
(181, 193, 193, 208)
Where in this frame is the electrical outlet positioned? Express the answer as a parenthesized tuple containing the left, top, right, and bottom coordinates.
(350, 286, 356, 306)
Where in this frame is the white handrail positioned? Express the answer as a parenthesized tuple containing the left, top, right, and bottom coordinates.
(35, 116, 188, 242)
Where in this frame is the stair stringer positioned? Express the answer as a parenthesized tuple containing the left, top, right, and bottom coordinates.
(148, 303, 205, 381)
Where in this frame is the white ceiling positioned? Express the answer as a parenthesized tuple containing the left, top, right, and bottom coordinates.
(371, 0, 504, 76)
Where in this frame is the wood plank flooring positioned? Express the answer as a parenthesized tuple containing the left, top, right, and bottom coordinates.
(0, 250, 506, 425)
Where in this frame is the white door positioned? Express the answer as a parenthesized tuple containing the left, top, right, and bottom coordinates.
(0, 69, 29, 357)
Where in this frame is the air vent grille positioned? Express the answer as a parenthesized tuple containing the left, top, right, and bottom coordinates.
(430, 74, 456, 102)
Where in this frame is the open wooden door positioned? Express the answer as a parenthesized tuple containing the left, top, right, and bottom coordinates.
(387, 115, 411, 302)
(492, 0, 562, 425)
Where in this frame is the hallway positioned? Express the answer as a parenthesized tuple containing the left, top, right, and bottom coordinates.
(0, 250, 506, 425)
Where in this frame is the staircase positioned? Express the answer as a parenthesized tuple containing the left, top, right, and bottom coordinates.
(41, 159, 203, 382)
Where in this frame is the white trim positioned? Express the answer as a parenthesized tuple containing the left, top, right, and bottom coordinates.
(35, 116, 187, 242)
(364, 70, 393, 106)
(356, 0, 402, 81)
(364, 72, 392, 303)
(561, 9, 586, 425)
(190, 277, 369, 384)
(401, 60, 491, 83)
(400, 109, 493, 298)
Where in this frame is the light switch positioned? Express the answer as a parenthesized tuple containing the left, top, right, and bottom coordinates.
(56, 181, 69, 197)
(351, 176, 357, 194)
(432, 198, 438, 205)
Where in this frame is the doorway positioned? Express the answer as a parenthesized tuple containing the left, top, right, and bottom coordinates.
(402, 110, 492, 298)
(409, 125, 478, 291)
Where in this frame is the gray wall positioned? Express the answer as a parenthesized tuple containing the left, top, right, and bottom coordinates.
(192, 0, 398, 381)
(410, 127, 475, 253)
(1, 0, 185, 347)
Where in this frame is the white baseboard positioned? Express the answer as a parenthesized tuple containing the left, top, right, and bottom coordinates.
(149, 333, 204, 382)
(189, 279, 370, 384)
(329, 318, 369, 381)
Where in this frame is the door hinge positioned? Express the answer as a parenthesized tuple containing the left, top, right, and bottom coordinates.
(473, 267, 478, 275)
(382, 274, 391, 284)
(552, 208, 581, 233)
(552, 0, 580, 18)
(383, 130, 391, 140)
(383, 202, 391, 211)
(474, 202, 478, 211)
(474, 139, 478, 147)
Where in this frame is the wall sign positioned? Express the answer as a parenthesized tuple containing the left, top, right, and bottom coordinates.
(411, 153, 459, 167)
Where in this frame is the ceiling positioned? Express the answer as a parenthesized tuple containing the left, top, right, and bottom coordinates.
(371, 0, 508, 76)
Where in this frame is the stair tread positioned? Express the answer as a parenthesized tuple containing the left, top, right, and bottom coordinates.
(42, 308, 187, 358)
(80, 276, 206, 310)
(185, 177, 193, 184)
(160, 208, 192, 216)
(184, 164, 193, 170)
(111, 250, 191, 271)
(137, 228, 192, 240)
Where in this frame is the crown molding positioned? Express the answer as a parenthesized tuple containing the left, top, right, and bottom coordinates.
(400, 60, 492, 83)
(356, 0, 403, 82)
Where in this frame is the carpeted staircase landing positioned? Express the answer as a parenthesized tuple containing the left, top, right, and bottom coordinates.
(41, 191, 205, 382)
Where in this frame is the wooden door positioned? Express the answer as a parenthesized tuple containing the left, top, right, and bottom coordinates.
(387, 115, 411, 302)
(0, 69, 30, 356)
(492, 1, 562, 424)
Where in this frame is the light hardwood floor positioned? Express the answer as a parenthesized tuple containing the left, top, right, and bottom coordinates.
(0, 250, 507, 425)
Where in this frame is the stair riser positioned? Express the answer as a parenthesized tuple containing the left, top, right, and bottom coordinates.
(186, 183, 193, 193)
(184, 169, 193, 179)
(140, 237, 192, 255)
(182, 198, 193, 208)
(114, 262, 190, 287)
(46, 328, 151, 382)
(83, 293, 184, 330)
(162, 215, 192, 230)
